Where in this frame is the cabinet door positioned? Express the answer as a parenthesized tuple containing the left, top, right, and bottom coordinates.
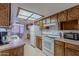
(54, 44, 65, 56)
(39, 20, 43, 29)
(36, 21, 39, 26)
(50, 15, 57, 23)
(65, 48, 79, 56)
(43, 19, 46, 24)
(36, 36, 42, 50)
(9, 46, 24, 56)
(54, 40, 65, 56)
(0, 50, 10, 56)
(65, 43, 79, 56)
(0, 46, 24, 56)
(68, 6, 79, 20)
(37, 21, 40, 26)
(60, 20, 78, 30)
(0, 3, 10, 26)
(45, 17, 51, 24)
(58, 11, 67, 22)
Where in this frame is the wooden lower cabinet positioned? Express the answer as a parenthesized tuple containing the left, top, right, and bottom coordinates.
(54, 40, 65, 56)
(54, 40, 79, 56)
(36, 36, 42, 50)
(0, 45, 24, 56)
(65, 48, 79, 56)
(54, 44, 65, 56)
(65, 43, 79, 56)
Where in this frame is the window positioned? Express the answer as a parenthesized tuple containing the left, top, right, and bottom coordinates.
(17, 7, 43, 20)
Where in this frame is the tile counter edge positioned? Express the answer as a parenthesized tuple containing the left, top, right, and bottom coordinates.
(55, 38, 79, 46)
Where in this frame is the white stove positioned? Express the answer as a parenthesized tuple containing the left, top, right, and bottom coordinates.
(42, 31, 60, 56)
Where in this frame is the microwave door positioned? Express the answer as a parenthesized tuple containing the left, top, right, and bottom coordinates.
(66, 34, 74, 39)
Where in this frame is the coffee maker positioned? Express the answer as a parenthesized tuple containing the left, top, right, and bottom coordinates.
(0, 32, 8, 45)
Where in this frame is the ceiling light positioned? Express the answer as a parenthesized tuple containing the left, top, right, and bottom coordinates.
(28, 18, 36, 20)
(30, 14, 42, 19)
(18, 15, 28, 19)
(19, 9, 32, 17)
(17, 7, 43, 20)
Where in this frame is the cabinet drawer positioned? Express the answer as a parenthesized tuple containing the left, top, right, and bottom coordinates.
(65, 43, 79, 51)
(54, 40, 65, 46)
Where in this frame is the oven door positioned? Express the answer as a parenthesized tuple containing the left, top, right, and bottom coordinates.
(42, 36, 54, 55)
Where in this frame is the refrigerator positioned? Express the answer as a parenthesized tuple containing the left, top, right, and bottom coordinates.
(29, 25, 41, 47)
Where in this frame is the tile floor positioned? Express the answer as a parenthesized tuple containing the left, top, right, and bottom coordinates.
(24, 39, 45, 56)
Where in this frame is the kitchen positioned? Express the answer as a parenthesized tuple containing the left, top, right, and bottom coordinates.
(0, 3, 79, 56)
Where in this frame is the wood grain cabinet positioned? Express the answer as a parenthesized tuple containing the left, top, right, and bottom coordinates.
(0, 45, 24, 56)
(54, 40, 79, 56)
(43, 19, 46, 24)
(36, 21, 40, 26)
(65, 47, 79, 56)
(39, 20, 43, 29)
(65, 43, 79, 56)
(36, 36, 42, 50)
(58, 11, 67, 22)
(54, 40, 65, 56)
(35, 5, 79, 30)
(60, 20, 78, 30)
(50, 15, 57, 23)
(68, 6, 79, 20)
(0, 3, 11, 26)
(45, 17, 51, 24)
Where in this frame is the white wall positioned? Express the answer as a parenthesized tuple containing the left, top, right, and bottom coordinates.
(11, 4, 18, 24)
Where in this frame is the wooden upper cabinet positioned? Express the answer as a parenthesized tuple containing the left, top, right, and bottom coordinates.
(43, 19, 46, 24)
(45, 17, 51, 24)
(58, 11, 67, 22)
(68, 6, 79, 20)
(39, 20, 43, 29)
(36, 21, 39, 26)
(60, 20, 78, 30)
(50, 15, 57, 23)
(0, 3, 11, 26)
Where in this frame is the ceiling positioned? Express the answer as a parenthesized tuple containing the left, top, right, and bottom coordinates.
(11, 3, 79, 24)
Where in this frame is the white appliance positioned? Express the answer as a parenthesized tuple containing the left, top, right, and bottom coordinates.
(42, 31, 60, 56)
(29, 25, 41, 47)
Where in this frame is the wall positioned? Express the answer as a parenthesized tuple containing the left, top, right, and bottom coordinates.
(11, 3, 18, 24)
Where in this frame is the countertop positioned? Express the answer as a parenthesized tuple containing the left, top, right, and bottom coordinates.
(0, 35, 25, 51)
(55, 37, 79, 45)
